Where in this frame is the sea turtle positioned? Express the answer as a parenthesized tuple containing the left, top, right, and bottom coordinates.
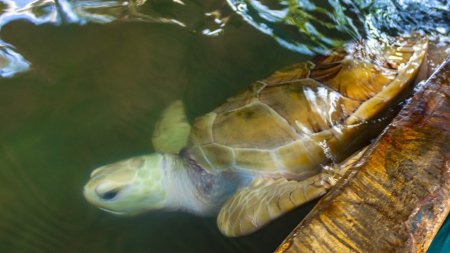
(83, 36, 428, 237)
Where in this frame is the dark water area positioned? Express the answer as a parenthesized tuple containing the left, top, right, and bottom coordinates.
(0, 0, 448, 252)
(0, 15, 310, 253)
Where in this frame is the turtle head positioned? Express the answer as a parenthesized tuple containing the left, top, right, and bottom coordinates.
(83, 153, 176, 215)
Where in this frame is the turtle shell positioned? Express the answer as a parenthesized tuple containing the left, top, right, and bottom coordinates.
(187, 37, 428, 179)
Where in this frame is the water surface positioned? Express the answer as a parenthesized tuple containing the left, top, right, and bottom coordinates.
(0, 0, 448, 252)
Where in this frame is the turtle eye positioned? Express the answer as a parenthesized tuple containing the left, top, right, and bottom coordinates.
(97, 188, 121, 201)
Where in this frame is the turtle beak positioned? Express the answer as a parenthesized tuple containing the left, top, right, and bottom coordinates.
(83, 154, 169, 215)
(98, 207, 126, 215)
(83, 183, 129, 215)
(90, 167, 105, 178)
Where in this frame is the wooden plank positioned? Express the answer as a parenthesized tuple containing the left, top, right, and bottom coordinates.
(276, 57, 450, 253)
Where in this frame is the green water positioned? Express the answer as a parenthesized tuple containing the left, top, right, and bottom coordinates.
(0, 18, 314, 252)
(0, 0, 448, 252)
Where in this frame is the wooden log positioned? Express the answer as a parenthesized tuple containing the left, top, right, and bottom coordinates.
(275, 57, 450, 253)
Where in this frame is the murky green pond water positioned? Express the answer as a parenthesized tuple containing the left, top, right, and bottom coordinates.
(0, 0, 448, 252)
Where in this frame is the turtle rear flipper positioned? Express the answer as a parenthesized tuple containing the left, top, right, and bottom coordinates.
(216, 147, 369, 237)
(152, 100, 191, 153)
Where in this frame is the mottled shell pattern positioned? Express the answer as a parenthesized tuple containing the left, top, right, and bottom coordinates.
(188, 37, 428, 179)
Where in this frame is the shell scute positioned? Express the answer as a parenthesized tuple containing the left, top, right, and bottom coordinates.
(234, 149, 278, 172)
(214, 89, 254, 113)
(200, 144, 234, 170)
(189, 112, 216, 145)
(264, 62, 313, 85)
(189, 146, 213, 170)
(259, 79, 361, 135)
(274, 141, 320, 175)
(311, 60, 396, 101)
(187, 37, 428, 175)
(212, 102, 298, 149)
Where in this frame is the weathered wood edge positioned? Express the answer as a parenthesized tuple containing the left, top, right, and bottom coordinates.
(275, 57, 450, 253)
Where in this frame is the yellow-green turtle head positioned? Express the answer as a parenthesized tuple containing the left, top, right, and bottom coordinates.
(83, 153, 173, 215)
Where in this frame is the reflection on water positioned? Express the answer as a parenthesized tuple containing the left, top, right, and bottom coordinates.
(0, 0, 449, 77)
(0, 0, 184, 25)
(0, 42, 28, 77)
(227, 0, 450, 54)
(0, 0, 448, 252)
(0, 0, 233, 77)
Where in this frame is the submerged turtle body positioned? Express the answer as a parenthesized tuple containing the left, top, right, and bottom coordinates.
(83, 36, 429, 238)
(188, 37, 427, 179)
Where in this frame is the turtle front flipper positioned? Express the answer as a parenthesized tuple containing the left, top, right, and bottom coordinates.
(152, 100, 191, 153)
(217, 147, 369, 237)
(217, 175, 329, 237)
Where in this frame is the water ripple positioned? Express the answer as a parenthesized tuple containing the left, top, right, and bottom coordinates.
(0, 0, 193, 78)
(227, 0, 450, 54)
(0, 0, 448, 77)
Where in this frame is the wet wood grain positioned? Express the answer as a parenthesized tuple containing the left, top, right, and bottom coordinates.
(276, 57, 450, 253)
